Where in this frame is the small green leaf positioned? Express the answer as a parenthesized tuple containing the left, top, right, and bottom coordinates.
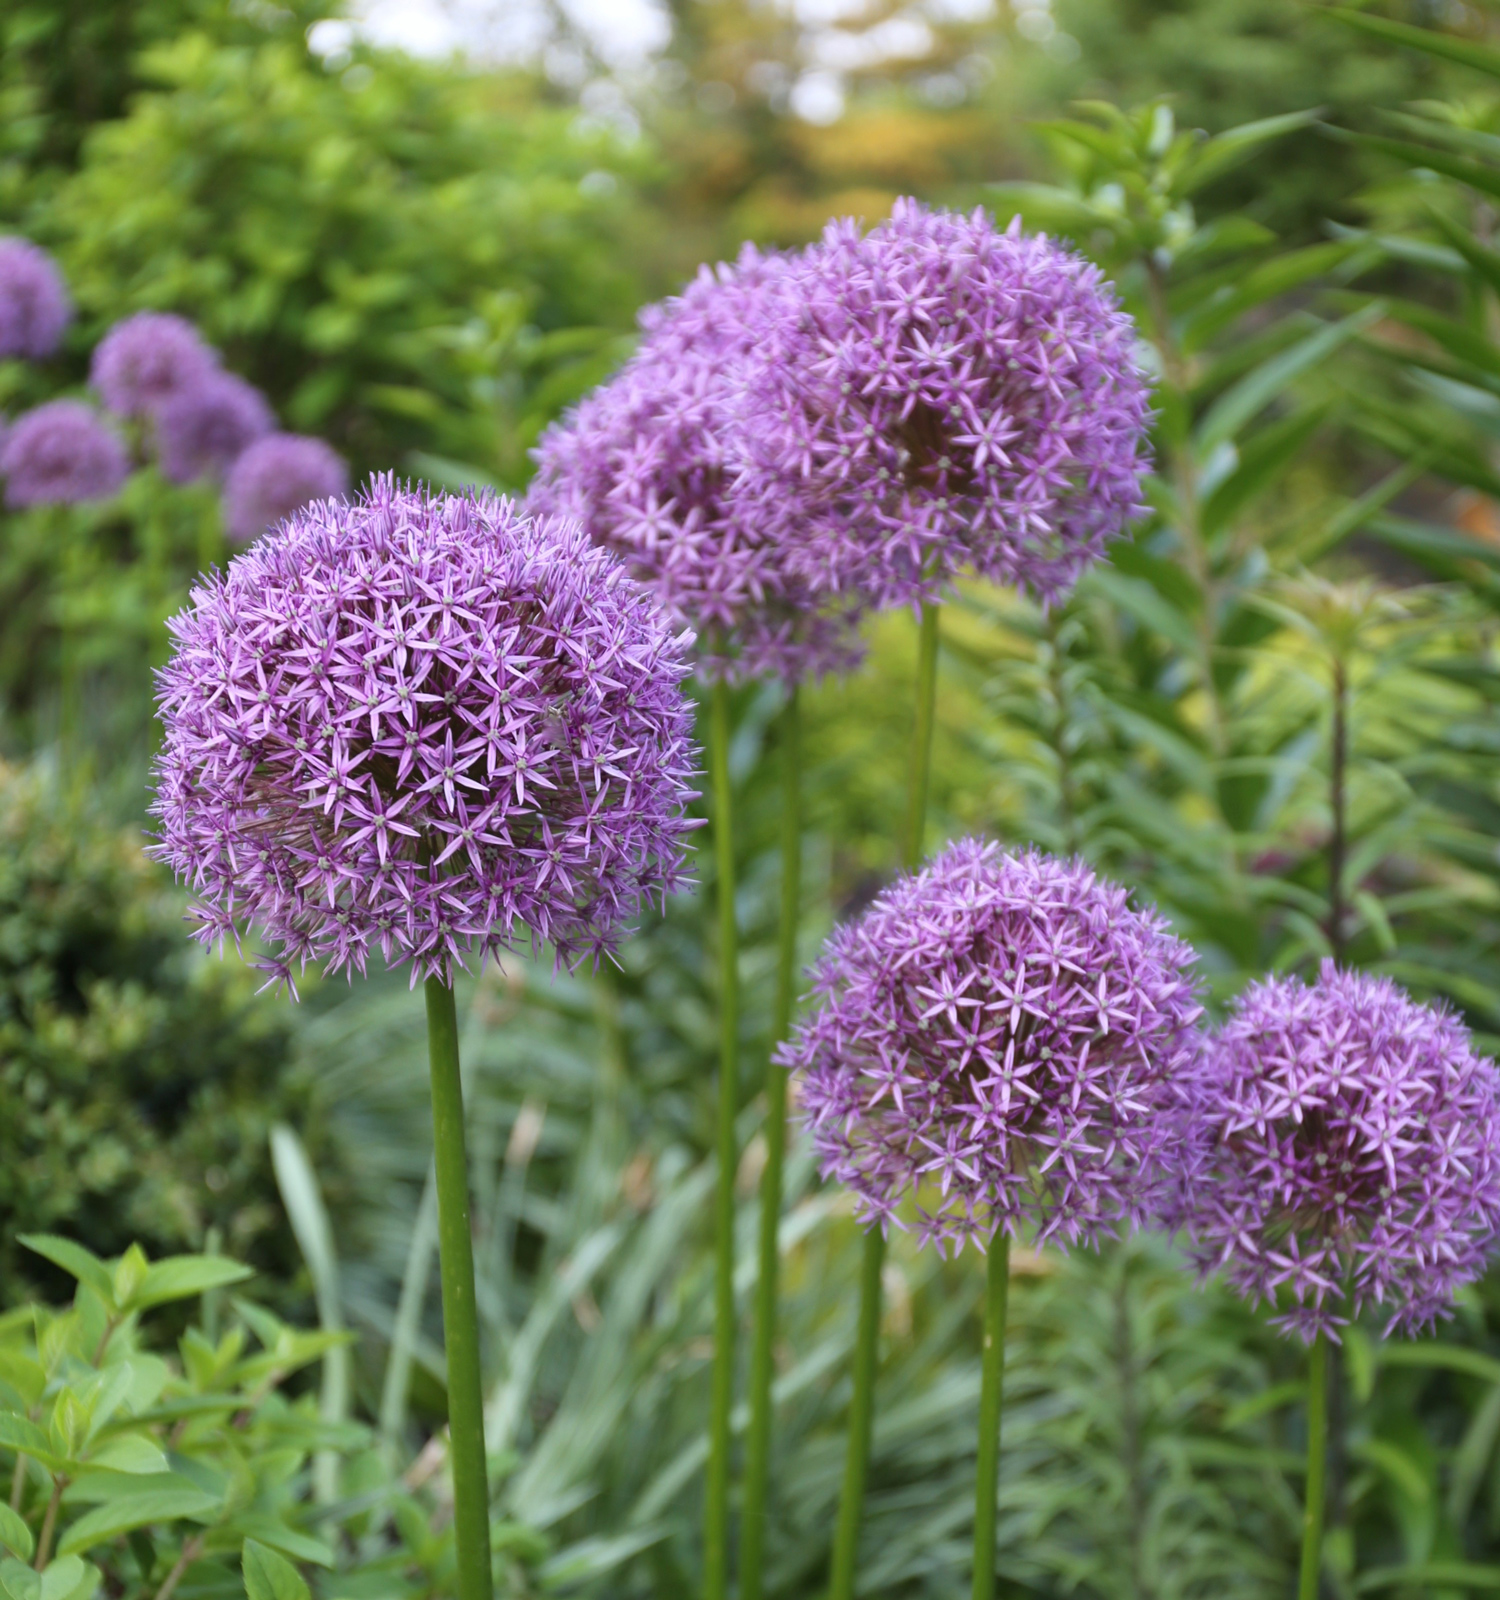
(0, 1506, 33, 1562)
(85, 1437, 169, 1476)
(1178, 108, 1322, 194)
(39, 1557, 97, 1600)
(56, 1488, 218, 1557)
(17, 1241, 113, 1307)
(241, 1539, 310, 1600)
(0, 1558, 39, 1600)
(131, 1258, 253, 1312)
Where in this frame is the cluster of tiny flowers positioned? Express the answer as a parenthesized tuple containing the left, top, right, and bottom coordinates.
(150, 476, 699, 988)
(0, 400, 128, 508)
(224, 433, 349, 544)
(1173, 962, 1500, 1341)
(780, 838, 1202, 1252)
(158, 369, 275, 485)
(0, 237, 71, 361)
(529, 247, 863, 684)
(741, 201, 1152, 609)
(91, 312, 219, 419)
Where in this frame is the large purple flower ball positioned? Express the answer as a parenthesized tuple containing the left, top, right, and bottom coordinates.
(0, 400, 128, 508)
(157, 370, 273, 484)
(779, 838, 1202, 1252)
(91, 313, 219, 419)
(223, 433, 349, 543)
(0, 238, 72, 361)
(150, 477, 699, 988)
(1175, 963, 1500, 1341)
(529, 248, 862, 685)
(742, 200, 1152, 609)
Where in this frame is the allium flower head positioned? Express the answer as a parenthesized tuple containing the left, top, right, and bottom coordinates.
(157, 370, 273, 484)
(223, 433, 349, 543)
(780, 838, 1201, 1252)
(91, 312, 218, 418)
(529, 247, 863, 684)
(150, 476, 698, 989)
(0, 238, 71, 361)
(742, 200, 1152, 609)
(0, 400, 128, 508)
(1175, 962, 1500, 1341)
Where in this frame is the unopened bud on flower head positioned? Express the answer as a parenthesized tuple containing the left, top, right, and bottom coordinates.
(1172, 962, 1500, 1342)
(0, 400, 128, 507)
(91, 312, 219, 419)
(150, 476, 699, 989)
(779, 837, 1201, 1253)
(741, 200, 1152, 610)
(0, 238, 71, 361)
(223, 432, 348, 543)
(157, 369, 273, 484)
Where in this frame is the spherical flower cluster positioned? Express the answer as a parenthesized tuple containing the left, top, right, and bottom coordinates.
(741, 200, 1152, 609)
(780, 838, 1202, 1252)
(0, 238, 71, 361)
(1174, 962, 1500, 1341)
(151, 476, 699, 989)
(529, 248, 862, 684)
(91, 313, 218, 419)
(0, 400, 128, 508)
(157, 369, 273, 484)
(223, 433, 349, 543)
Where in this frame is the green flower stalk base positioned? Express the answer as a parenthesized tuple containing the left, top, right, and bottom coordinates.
(1299, 1333, 1329, 1600)
(425, 975, 494, 1600)
(740, 688, 802, 1600)
(705, 679, 740, 1600)
(972, 1236, 1010, 1600)
(830, 602, 941, 1600)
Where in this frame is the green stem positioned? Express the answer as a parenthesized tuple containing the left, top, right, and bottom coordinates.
(424, 975, 494, 1600)
(705, 678, 740, 1600)
(740, 688, 802, 1600)
(1299, 1333, 1329, 1600)
(831, 604, 942, 1599)
(972, 1236, 1010, 1600)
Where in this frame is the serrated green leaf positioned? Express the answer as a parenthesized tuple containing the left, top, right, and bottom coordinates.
(56, 1488, 219, 1556)
(131, 1258, 253, 1313)
(16, 1241, 112, 1307)
(0, 1507, 32, 1563)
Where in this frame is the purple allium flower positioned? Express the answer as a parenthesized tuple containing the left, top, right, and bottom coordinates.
(150, 476, 699, 989)
(0, 400, 128, 508)
(223, 433, 349, 544)
(156, 370, 274, 484)
(1174, 962, 1500, 1342)
(740, 200, 1152, 609)
(529, 248, 863, 684)
(91, 312, 219, 419)
(779, 838, 1202, 1252)
(0, 238, 72, 361)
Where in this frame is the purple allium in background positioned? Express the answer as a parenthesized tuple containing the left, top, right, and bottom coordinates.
(0, 238, 72, 361)
(779, 837, 1202, 1252)
(157, 369, 273, 484)
(223, 432, 349, 543)
(1173, 962, 1500, 1341)
(150, 476, 699, 989)
(91, 312, 219, 419)
(0, 400, 128, 508)
(529, 247, 863, 684)
(741, 200, 1152, 610)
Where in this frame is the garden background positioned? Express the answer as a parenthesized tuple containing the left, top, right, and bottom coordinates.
(8, 0, 1500, 1594)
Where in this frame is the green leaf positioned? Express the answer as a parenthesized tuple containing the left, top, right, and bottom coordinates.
(16, 1240, 113, 1306)
(1222, 1380, 1306, 1431)
(1331, 9, 1500, 81)
(84, 1437, 169, 1476)
(0, 1415, 67, 1473)
(39, 1558, 96, 1600)
(1178, 109, 1322, 194)
(1180, 244, 1358, 353)
(241, 1539, 311, 1600)
(1200, 405, 1330, 540)
(225, 1519, 333, 1569)
(1377, 1341, 1500, 1386)
(131, 1257, 253, 1312)
(0, 1558, 39, 1600)
(1357, 1562, 1500, 1592)
(56, 1488, 219, 1556)
(0, 1507, 33, 1563)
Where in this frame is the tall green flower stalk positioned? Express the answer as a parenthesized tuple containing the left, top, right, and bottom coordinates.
(1299, 1333, 1329, 1600)
(971, 1235, 1011, 1600)
(829, 601, 940, 1600)
(739, 687, 802, 1600)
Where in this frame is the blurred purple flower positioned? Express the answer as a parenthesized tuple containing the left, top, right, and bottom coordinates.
(150, 476, 699, 989)
(779, 837, 1202, 1252)
(91, 313, 218, 419)
(223, 432, 349, 543)
(530, 247, 863, 684)
(0, 238, 72, 361)
(0, 400, 128, 507)
(1173, 962, 1500, 1341)
(157, 370, 273, 484)
(741, 200, 1152, 609)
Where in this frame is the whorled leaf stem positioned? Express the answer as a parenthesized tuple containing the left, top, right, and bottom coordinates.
(425, 975, 494, 1600)
(830, 601, 941, 1600)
